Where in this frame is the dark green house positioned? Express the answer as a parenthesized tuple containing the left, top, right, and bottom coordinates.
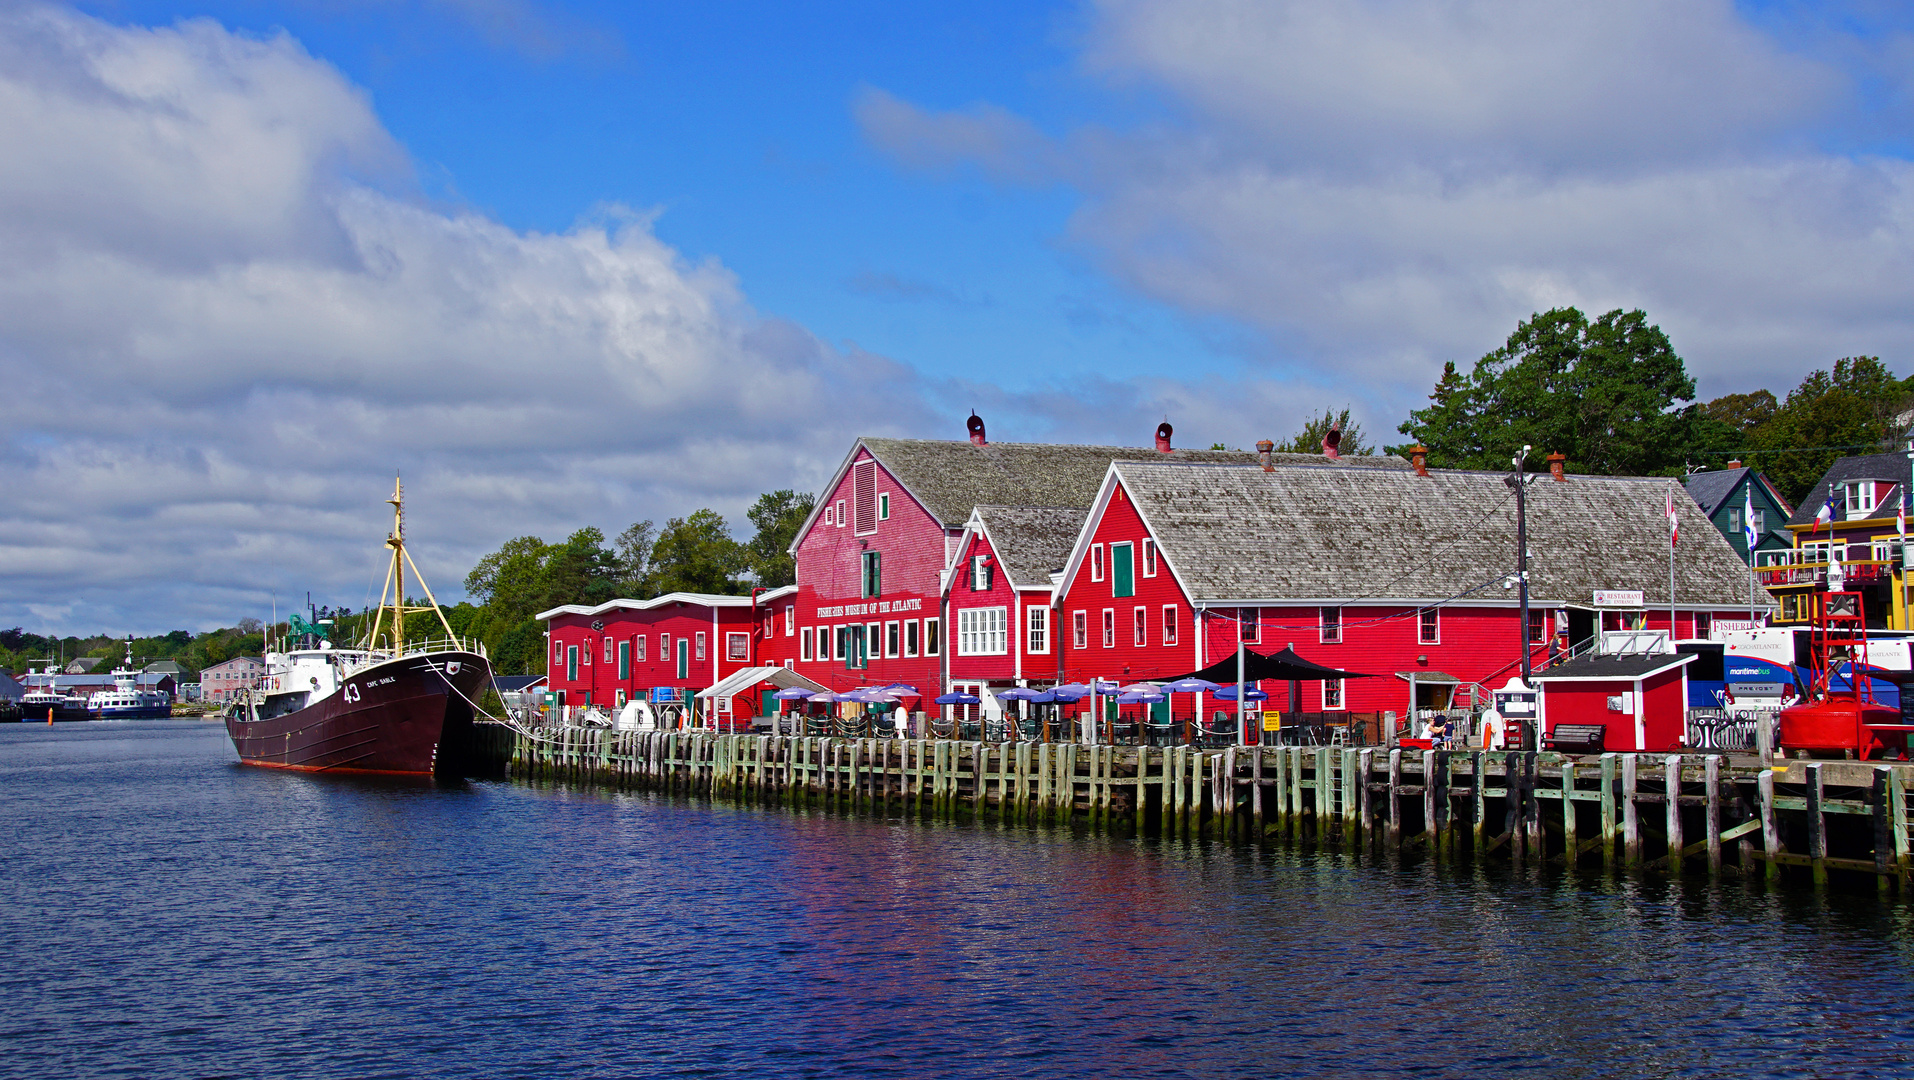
(1683, 464, 1794, 559)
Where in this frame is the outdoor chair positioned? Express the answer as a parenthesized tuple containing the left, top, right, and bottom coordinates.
(929, 716, 957, 739)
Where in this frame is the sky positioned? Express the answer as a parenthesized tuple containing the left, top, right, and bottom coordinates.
(3, 0, 1913, 635)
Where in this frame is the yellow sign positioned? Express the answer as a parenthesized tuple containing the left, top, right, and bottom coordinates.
(1262, 710, 1282, 731)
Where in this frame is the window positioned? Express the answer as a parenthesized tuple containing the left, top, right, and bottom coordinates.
(1142, 538, 1157, 577)
(801, 627, 814, 662)
(1240, 607, 1259, 643)
(862, 551, 882, 598)
(819, 626, 834, 661)
(1163, 605, 1178, 646)
(1073, 611, 1087, 649)
(1844, 481, 1877, 517)
(1133, 606, 1147, 646)
(841, 626, 867, 669)
(867, 622, 880, 663)
(615, 689, 627, 708)
(604, 639, 614, 665)
(635, 635, 647, 663)
(1091, 544, 1104, 582)
(1026, 606, 1048, 654)
(1528, 610, 1547, 645)
(1323, 678, 1344, 710)
(1419, 609, 1440, 645)
(924, 618, 941, 656)
(879, 493, 890, 520)
(1729, 509, 1741, 532)
(905, 620, 919, 657)
(1750, 508, 1765, 534)
(836, 499, 846, 527)
(582, 641, 591, 666)
(1320, 607, 1342, 643)
(785, 606, 794, 636)
(853, 460, 878, 535)
(1782, 594, 1799, 620)
(1695, 613, 1712, 638)
(726, 632, 750, 662)
(617, 641, 630, 680)
(566, 645, 578, 682)
(553, 640, 563, 667)
(1102, 609, 1116, 648)
(823, 505, 833, 526)
(1112, 542, 1134, 598)
(970, 554, 993, 592)
(660, 633, 671, 662)
(695, 632, 707, 662)
(957, 607, 1008, 655)
(885, 621, 900, 658)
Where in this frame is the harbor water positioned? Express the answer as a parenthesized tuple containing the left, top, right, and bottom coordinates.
(4, 722, 1914, 1079)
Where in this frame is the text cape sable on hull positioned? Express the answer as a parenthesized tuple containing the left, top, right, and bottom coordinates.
(225, 476, 495, 776)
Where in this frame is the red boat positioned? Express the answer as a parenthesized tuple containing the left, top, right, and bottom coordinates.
(1777, 590, 1913, 760)
(225, 478, 495, 776)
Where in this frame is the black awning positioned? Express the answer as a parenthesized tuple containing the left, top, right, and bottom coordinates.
(1163, 646, 1377, 684)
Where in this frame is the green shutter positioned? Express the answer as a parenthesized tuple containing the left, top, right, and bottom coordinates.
(1112, 543, 1134, 598)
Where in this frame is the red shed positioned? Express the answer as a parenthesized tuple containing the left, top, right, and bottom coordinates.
(1530, 652, 1697, 752)
(537, 592, 764, 715)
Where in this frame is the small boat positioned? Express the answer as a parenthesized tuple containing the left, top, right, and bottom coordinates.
(87, 640, 173, 720)
(224, 478, 493, 775)
(21, 664, 91, 722)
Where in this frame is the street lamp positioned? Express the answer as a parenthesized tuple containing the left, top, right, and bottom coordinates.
(1504, 445, 1536, 749)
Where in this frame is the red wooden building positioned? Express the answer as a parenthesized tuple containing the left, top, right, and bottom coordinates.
(944, 505, 1083, 715)
(1049, 456, 1756, 721)
(539, 592, 773, 713)
(1530, 652, 1696, 752)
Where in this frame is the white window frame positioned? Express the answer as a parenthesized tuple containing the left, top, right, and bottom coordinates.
(971, 554, 990, 592)
(801, 627, 814, 662)
(636, 635, 647, 663)
(582, 640, 592, 666)
(784, 606, 794, 636)
(726, 632, 749, 662)
(1750, 508, 1765, 534)
(957, 607, 1009, 656)
(1026, 606, 1049, 655)
(879, 493, 890, 520)
(1091, 544, 1105, 582)
(1133, 606, 1146, 647)
(1163, 605, 1178, 646)
(695, 632, 707, 662)
(836, 498, 846, 527)
(904, 619, 919, 658)
(604, 639, 614, 665)
(1072, 610, 1087, 650)
(553, 640, 563, 666)
(1239, 606, 1259, 643)
(1102, 608, 1115, 648)
(885, 620, 901, 658)
(924, 617, 941, 657)
(1845, 481, 1877, 517)
(1320, 606, 1341, 644)
(1419, 609, 1440, 645)
(823, 505, 833, 526)
(1322, 677, 1344, 711)
(1142, 537, 1157, 577)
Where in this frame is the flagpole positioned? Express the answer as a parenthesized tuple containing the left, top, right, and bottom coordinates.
(1668, 482, 1678, 643)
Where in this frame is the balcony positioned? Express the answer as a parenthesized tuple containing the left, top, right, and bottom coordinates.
(1756, 556, 1892, 587)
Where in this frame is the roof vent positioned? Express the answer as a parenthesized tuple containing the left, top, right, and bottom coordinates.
(1321, 421, 1342, 459)
(1256, 438, 1275, 472)
(1410, 445, 1429, 477)
(1155, 422, 1174, 452)
(967, 412, 986, 446)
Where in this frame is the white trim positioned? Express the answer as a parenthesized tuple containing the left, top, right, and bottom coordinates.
(536, 592, 758, 621)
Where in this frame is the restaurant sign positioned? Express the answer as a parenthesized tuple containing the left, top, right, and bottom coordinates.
(1592, 590, 1645, 608)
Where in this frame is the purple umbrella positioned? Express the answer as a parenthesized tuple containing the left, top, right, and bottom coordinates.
(771, 687, 817, 700)
(934, 692, 980, 705)
(1164, 678, 1221, 693)
(1118, 690, 1165, 704)
(1214, 684, 1268, 701)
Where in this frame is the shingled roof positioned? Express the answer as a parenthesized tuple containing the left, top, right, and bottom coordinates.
(1786, 452, 1910, 527)
(1107, 461, 1752, 607)
(970, 505, 1084, 589)
(858, 437, 1410, 528)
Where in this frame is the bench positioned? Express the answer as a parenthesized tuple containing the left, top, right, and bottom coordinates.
(1542, 723, 1606, 754)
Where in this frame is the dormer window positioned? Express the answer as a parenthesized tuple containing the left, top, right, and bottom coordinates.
(1844, 481, 1878, 519)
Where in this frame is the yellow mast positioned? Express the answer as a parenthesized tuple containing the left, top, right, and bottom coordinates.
(362, 476, 460, 653)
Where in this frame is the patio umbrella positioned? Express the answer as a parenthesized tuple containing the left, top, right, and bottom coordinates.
(997, 687, 1047, 701)
(1053, 682, 1090, 696)
(1118, 690, 1165, 704)
(934, 692, 981, 705)
(1120, 681, 1164, 693)
(1214, 684, 1268, 701)
(882, 683, 920, 695)
(1163, 678, 1221, 693)
(842, 688, 896, 704)
(807, 691, 843, 704)
(1049, 687, 1087, 702)
(771, 687, 816, 700)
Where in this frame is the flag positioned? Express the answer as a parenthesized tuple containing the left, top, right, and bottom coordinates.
(1900, 483, 1907, 543)
(1743, 483, 1759, 553)
(1815, 491, 1836, 525)
(1666, 486, 1679, 547)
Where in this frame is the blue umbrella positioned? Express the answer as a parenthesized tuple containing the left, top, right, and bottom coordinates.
(997, 687, 1046, 701)
(935, 692, 981, 705)
(1050, 687, 1088, 702)
(1214, 684, 1268, 701)
(771, 687, 817, 700)
(808, 691, 844, 704)
(1164, 678, 1221, 693)
(883, 683, 920, 695)
(1118, 690, 1165, 704)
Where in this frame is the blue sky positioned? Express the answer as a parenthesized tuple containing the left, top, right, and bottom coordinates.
(5, 0, 1914, 633)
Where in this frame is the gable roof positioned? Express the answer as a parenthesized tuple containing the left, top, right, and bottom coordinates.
(965, 505, 1085, 591)
(1531, 652, 1695, 681)
(1683, 467, 1792, 517)
(1093, 461, 1752, 607)
(536, 592, 755, 622)
(1787, 451, 1911, 526)
(812, 437, 1412, 536)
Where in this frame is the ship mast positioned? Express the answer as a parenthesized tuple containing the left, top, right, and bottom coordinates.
(362, 476, 460, 653)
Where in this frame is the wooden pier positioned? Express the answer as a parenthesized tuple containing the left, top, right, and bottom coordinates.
(482, 723, 1914, 891)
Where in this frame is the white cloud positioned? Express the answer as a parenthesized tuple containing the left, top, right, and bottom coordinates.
(861, 0, 1914, 430)
(0, 5, 935, 634)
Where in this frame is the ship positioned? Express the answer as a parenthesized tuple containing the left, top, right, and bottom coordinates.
(20, 672, 90, 722)
(224, 478, 494, 775)
(87, 640, 173, 719)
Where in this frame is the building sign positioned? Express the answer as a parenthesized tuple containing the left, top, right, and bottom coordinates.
(1262, 710, 1282, 732)
(816, 598, 924, 618)
(1592, 590, 1644, 608)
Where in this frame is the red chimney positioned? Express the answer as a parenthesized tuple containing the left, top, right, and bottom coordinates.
(1410, 445, 1429, 477)
(1547, 452, 1566, 482)
(967, 412, 986, 446)
(1256, 438, 1274, 471)
(1155, 422, 1174, 453)
(1727, 459, 1743, 469)
(1321, 421, 1342, 459)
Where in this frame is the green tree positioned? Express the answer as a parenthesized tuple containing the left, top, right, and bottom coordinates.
(1749, 356, 1907, 503)
(1702, 389, 1779, 435)
(1395, 307, 1709, 475)
(535, 528, 621, 612)
(648, 510, 746, 595)
(494, 618, 546, 676)
(1279, 407, 1374, 456)
(742, 489, 816, 588)
(612, 519, 658, 597)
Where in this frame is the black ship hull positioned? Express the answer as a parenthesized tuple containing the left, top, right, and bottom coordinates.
(224, 651, 490, 776)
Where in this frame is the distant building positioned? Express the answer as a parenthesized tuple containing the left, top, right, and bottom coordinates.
(142, 660, 185, 677)
(1683, 463, 1794, 559)
(1759, 450, 1913, 629)
(64, 657, 102, 674)
(200, 656, 265, 702)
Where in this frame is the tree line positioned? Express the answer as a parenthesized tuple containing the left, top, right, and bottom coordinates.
(1284, 306, 1910, 505)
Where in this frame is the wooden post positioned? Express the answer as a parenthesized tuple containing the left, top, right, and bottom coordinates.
(1387, 748, 1402, 846)
(1599, 754, 1617, 869)
(1357, 748, 1375, 845)
(1421, 750, 1438, 851)
(1622, 754, 1641, 867)
(1223, 746, 1238, 840)
(1342, 746, 1361, 844)
(1561, 758, 1577, 862)
(1289, 746, 1305, 840)
(1873, 767, 1892, 891)
(1892, 766, 1910, 885)
(1705, 755, 1723, 876)
(1665, 755, 1683, 874)
(1272, 745, 1289, 834)
(1759, 767, 1781, 883)
(1250, 746, 1264, 836)
(1807, 762, 1828, 887)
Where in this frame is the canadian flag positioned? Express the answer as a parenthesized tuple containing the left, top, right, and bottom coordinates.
(1666, 486, 1679, 547)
